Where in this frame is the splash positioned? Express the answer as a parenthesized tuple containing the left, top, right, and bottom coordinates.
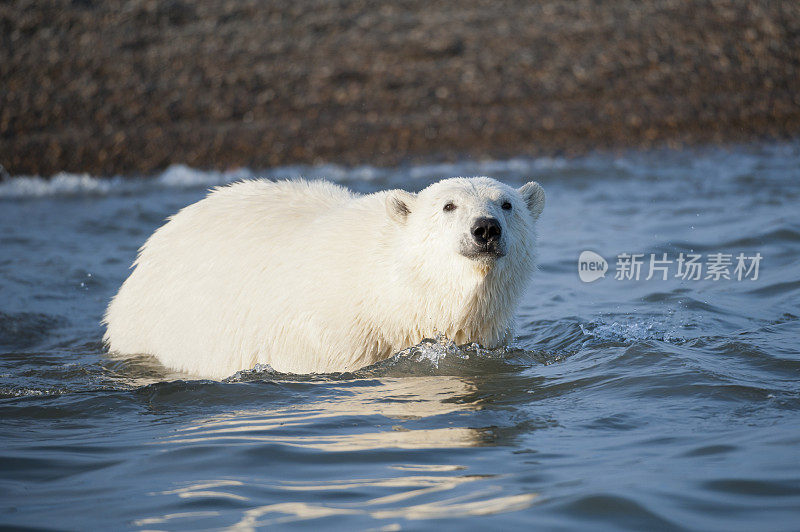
(580, 316, 686, 344)
(225, 363, 277, 382)
(220, 336, 536, 382)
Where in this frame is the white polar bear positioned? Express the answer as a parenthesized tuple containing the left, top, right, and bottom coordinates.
(103, 177, 545, 379)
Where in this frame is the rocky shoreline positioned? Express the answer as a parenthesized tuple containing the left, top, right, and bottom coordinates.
(2, 0, 799, 177)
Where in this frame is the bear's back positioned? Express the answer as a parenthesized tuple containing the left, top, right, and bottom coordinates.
(204, 179, 355, 226)
(104, 179, 386, 376)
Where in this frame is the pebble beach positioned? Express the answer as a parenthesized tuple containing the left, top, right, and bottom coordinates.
(2, 0, 799, 176)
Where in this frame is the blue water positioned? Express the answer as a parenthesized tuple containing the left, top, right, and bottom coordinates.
(1, 143, 799, 530)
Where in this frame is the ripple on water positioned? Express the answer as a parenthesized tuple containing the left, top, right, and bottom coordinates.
(2, 144, 800, 530)
(557, 494, 681, 531)
(0, 311, 66, 350)
(135, 475, 539, 528)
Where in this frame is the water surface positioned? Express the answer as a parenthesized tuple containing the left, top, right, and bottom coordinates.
(1, 143, 799, 530)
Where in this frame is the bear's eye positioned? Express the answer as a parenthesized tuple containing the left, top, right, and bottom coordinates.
(443, 202, 456, 212)
(501, 201, 512, 211)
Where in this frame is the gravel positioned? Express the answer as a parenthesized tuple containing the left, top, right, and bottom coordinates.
(2, 0, 799, 177)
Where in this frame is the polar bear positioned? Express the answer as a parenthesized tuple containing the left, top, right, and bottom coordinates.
(103, 177, 545, 378)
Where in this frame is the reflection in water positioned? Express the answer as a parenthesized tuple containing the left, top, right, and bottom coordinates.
(145, 377, 539, 527)
(280, 473, 491, 505)
(133, 511, 221, 527)
(230, 492, 539, 529)
(150, 475, 539, 529)
(162, 377, 487, 451)
(160, 480, 248, 501)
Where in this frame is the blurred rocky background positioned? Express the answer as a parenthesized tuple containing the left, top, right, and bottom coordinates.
(2, 0, 799, 177)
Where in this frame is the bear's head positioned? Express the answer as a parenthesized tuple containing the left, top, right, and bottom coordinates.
(386, 177, 545, 284)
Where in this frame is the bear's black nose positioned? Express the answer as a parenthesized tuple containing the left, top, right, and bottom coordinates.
(471, 217, 502, 245)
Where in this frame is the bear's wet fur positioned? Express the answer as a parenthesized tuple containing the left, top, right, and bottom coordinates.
(103, 177, 545, 378)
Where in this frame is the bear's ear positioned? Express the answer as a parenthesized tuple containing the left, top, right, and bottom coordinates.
(519, 181, 545, 220)
(386, 190, 416, 223)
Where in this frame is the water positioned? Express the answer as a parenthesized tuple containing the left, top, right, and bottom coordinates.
(1, 143, 799, 530)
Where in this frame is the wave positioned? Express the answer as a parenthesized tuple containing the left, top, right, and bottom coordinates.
(0, 311, 67, 350)
(0, 166, 255, 199)
(5, 141, 798, 198)
(223, 336, 551, 383)
(0, 156, 576, 198)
